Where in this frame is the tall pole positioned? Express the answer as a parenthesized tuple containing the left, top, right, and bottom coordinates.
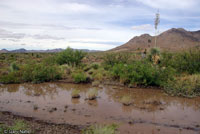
(154, 10, 160, 47)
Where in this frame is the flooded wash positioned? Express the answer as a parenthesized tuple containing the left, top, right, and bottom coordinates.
(0, 83, 200, 134)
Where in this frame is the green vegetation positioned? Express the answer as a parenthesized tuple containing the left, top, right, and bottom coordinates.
(120, 96, 132, 106)
(0, 47, 200, 97)
(0, 120, 31, 134)
(110, 61, 175, 86)
(87, 88, 98, 100)
(82, 124, 118, 134)
(164, 74, 200, 97)
(160, 50, 200, 74)
(56, 47, 86, 66)
(71, 89, 81, 98)
(72, 71, 88, 83)
(10, 62, 19, 72)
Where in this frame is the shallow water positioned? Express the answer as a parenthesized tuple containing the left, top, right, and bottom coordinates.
(0, 83, 200, 134)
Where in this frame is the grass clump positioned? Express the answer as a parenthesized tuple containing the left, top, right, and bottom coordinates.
(72, 71, 88, 83)
(82, 124, 118, 134)
(71, 89, 81, 98)
(0, 120, 31, 134)
(120, 96, 132, 106)
(10, 62, 19, 72)
(87, 88, 98, 100)
(164, 74, 200, 97)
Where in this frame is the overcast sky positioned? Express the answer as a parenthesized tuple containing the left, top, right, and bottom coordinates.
(0, 0, 200, 50)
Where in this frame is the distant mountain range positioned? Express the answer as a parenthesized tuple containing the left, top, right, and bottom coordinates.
(0, 48, 100, 53)
(111, 28, 200, 52)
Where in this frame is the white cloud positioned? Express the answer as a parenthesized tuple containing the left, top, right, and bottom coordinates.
(136, 0, 198, 9)
(131, 24, 154, 31)
(0, 0, 199, 50)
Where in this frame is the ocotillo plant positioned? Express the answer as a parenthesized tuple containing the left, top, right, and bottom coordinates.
(154, 10, 160, 47)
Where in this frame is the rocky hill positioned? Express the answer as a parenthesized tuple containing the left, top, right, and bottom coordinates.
(111, 28, 200, 52)
(0, 48, 99, 53)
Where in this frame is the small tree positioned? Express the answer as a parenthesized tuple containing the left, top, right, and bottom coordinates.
(56, 47, 86, 66)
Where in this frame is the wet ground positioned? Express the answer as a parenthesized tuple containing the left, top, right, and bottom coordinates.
(0, 83, 200, 134)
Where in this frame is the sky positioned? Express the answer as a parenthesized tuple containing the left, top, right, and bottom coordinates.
(0, 0, 200, 51)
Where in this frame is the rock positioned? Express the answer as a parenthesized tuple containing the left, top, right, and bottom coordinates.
(152, 101, 162, 105)
(34, 93, 40, 97)
(33, 105, 38, 110)
(64, 105, 68, 109)
(48, 107, 57, 113)
(72, 94, 80, 99)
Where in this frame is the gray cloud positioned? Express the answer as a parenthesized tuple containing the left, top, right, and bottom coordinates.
(70, 40, 124, 46)
(0, 28, 66, 40)
(0, 29, 25, 39)
(0, 21, 102, 31)
(32, 34, 65, 40)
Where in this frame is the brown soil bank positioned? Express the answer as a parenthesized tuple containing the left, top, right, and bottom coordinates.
(0, 111, 84, 134)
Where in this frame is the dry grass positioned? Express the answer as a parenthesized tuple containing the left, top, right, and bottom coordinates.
(71, 89, 81, 98)
(87, 88, 98, 100)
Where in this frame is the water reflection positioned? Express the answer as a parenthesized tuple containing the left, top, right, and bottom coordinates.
(0, 83, 200, 118)
(86, 100, 98, 107)
(71, 98, 80, 105)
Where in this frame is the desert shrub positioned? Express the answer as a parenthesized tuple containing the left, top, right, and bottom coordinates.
(160, 50, 200, 74)
(56, 47, 86, 66)
(43, 56, 57, 65)
(103, 53, 131, 67)
(10, 62, 19, 72)
(22, 63, 61, 83)
(91, 67, 109, 81)
(72, 71, 88, 83)
(0, 55, 5, 60)
(82, 124, 118, 134)
(91, 63, 99, 70)
(0, 71, 21, 84)
(164, 74, 200, 97)
(111, 61, 175, 86)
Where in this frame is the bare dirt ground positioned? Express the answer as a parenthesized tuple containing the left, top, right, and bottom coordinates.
(0, 111, 84, 134)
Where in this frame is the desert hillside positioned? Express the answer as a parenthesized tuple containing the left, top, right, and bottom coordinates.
(111, 28, 200, 52)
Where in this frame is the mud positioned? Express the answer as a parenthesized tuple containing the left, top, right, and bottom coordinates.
(0, 83, 200, 134)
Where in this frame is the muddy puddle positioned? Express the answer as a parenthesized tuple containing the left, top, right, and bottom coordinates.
(0, 83, 200, 134)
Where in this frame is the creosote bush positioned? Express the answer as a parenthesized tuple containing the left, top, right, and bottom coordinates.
(111, 61, 175, 87)
(56, 47, 86, 66)
(160, 50, 200, 74)
(164, 74, 200, 97)
(22, 63, 61, 83)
